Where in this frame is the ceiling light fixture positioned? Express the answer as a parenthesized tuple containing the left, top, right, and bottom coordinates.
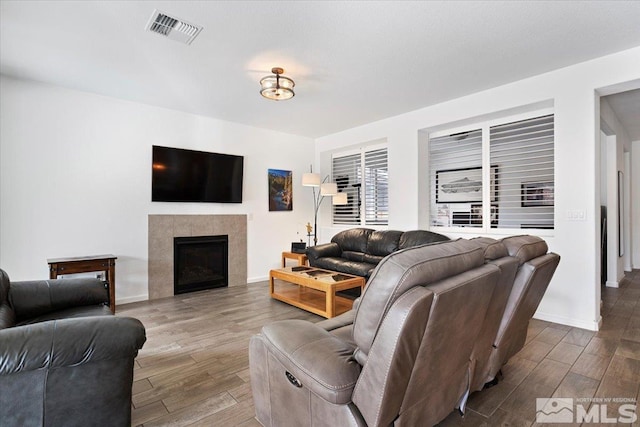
(260, 67, 295, 101)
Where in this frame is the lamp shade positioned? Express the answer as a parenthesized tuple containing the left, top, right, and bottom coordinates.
(302, 173, 321, 187)
(332, 192, 348, 205)
(320, 183, 338, 196)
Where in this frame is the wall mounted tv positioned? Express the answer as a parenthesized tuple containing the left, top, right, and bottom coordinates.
(152, 145, 244, 203)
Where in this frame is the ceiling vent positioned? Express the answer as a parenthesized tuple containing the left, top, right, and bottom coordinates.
(145, 10, 202, 45)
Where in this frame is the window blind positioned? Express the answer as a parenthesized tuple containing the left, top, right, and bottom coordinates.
(428, 129, 483, 228)
(364, 148, 388, 225)
(490, 114, 554, 229)
(332, 153, 361, 225)
(332, 147, 388, 226)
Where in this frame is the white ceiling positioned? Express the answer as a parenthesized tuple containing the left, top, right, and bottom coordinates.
(1, 1, 640, 139)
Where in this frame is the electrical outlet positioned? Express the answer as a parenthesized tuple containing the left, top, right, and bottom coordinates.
(567, 210, 586, 221)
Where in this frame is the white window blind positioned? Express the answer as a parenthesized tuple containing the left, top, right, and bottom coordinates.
(490, 114, 554, 229)
(364, 148, 388, 225)
(332, 147, 388, 226)
(427, 112, 555, 232)
(332, 153, 361, 225)
(428, 129, 483, 228)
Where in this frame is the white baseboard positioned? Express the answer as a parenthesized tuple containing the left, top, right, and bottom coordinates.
(605, 280, 620, 288)
(116, 294, 148, 305)
(533, 311, 601, 331)
(248, 275, 268, 284)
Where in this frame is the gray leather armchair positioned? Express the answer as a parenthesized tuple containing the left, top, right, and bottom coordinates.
(250, 239, 514, 426)
(480, 235, 561, 387)
(0, 269, 146, 427)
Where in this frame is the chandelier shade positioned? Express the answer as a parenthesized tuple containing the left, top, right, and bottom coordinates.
(332, 192, 348, 205)
(302, 172, 321, 187)
(320, 183, 338, 196)
(260, 67, 295, 101)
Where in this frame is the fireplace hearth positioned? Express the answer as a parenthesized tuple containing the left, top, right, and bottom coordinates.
(174, 235, 228, 294)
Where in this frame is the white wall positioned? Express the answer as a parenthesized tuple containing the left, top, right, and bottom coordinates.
(0, 76, 315, 303)
(315, 46, 640, 331)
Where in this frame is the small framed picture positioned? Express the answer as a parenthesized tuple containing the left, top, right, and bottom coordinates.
(521, 182, 554, 207)
(268, 169, 293, 211)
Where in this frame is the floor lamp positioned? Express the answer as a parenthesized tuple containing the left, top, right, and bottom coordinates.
(302, 166, 348, 246)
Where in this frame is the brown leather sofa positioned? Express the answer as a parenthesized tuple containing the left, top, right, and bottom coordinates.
(250, 235, 559, 426)
(0, 269, 146, 427)
(306, 228, 450, 278)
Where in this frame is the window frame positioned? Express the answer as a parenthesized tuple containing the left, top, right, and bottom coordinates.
(331, 143, 388, 227)
(427, 108, 555, 236)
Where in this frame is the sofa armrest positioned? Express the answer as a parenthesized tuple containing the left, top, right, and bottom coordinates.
(317, 306, 356, 332)
(260, 319, 361, 404)
(306, 243, 342, 263)
(0, 316, 146, 375)
(352, 287, 433, 427)
(9, 278, 109, 321)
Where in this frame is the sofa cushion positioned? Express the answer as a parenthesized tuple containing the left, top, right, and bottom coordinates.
(502, 235, 548, 265)
(398, 230, 450, 250)
(363, 254, 385, 265)
(16, 305, 112, 326)
(367, 230, 402, 256)
(312, 257, 377, 278)
(470, 237, 509, 260)
(342, 251, 365, 263)
(10, 278, 109, 322)
(332, 228, 373, 253)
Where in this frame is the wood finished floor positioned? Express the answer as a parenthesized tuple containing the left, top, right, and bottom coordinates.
(118, 270, 640, 426)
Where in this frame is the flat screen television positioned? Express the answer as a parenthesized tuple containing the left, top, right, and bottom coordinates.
(152, 145, 244, 203)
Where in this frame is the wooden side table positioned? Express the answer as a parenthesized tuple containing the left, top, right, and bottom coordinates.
(47, 254, 117, 313)
(281, 251, 308, 267)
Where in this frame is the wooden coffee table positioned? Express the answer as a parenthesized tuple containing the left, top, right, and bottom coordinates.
(269, 266, 365, 318)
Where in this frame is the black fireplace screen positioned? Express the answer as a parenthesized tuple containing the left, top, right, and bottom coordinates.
(174, 235, 228, 294)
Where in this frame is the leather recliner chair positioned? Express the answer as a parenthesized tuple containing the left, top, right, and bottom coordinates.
(460, 237, 520, 408)
(316, 235, 561, 410)
(250, 239, 517, 426)
(0, 269, 146, 427)
(478, 235, 561, 387)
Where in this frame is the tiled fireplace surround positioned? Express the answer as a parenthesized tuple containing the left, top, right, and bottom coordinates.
(148, 215, 247, 300)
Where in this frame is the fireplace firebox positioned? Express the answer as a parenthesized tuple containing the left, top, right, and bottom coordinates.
(174, 235, 228, 294)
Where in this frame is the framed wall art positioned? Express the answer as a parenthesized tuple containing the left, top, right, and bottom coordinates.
(436, 166, 497, 203)
(268, 169, 293, 211)
(521, 181, 554, 207)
